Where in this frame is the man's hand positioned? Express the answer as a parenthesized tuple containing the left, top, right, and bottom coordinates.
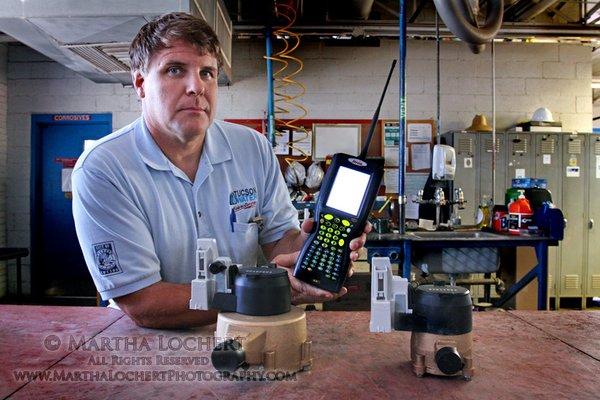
(263, 219, 372, 304)
(299, 218, 373, 278)
(272, 251, 347, 305)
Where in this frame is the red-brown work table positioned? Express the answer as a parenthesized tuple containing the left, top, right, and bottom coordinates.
(1, 305, 599, 400)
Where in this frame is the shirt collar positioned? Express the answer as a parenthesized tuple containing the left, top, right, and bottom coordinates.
(135, 117, 232, 172)
(203, 120, 233, 165)
(135, 117, 170, 171)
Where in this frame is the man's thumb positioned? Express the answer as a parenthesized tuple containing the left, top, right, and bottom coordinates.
(301, 218, 314, 235)
(273, 251, 300, 268)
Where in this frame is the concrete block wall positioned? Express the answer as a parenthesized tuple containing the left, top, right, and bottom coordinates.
(4, 40, 593, 295)
(223, 40, 592, 132)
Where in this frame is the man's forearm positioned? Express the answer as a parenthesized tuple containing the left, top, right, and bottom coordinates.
(262, 228, 304, 261)
(115, 281, 218, 329)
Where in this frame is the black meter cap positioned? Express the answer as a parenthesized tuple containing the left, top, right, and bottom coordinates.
(435, 346, 464, 375)
(411, 284, 472, 335)
(212, 339, 245, 374)
(234, 267, 291, 316)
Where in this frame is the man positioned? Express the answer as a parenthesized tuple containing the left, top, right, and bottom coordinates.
(72, 12, 370, 329)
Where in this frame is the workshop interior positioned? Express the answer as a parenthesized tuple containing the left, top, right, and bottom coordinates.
(2, 0, 600, 397)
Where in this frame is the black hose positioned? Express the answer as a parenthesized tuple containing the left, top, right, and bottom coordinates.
(433, 0, 504, 53)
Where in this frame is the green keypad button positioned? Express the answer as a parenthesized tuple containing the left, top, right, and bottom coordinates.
(302, 214, 356, 277)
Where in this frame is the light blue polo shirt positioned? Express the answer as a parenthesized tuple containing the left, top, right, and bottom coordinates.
(72, 117, 299, 301)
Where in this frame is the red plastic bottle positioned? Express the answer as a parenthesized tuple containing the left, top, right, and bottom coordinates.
(508, 194, 533, 235)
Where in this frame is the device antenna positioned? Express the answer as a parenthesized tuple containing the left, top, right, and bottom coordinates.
(358, 59, 397, 160)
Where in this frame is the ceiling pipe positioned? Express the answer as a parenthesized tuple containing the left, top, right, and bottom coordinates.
(432, 0, 504, 53)
(516, 0, 560, 21)
(234, 22, 600, 41)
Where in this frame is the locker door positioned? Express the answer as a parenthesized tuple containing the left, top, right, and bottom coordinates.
(586, 135, 600, 297)
(533, 133, 562, 297)
(453, 131, 478, 225)
(479, 132, 506, 205)
(507, 133, 533, 184)
(560, 134, 586, 299)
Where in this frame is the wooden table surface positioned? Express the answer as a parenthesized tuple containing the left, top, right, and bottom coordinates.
(1, 305, 599, 400)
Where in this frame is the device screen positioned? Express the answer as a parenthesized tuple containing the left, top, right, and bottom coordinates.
(325, 166, 371, 216)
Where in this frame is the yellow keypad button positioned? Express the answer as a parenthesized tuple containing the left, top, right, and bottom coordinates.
(324, 214, 334, 220)
(338, 239, 345, 246)
(341, 219, 350, 227)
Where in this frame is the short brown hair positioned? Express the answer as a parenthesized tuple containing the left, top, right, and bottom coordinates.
(129, 12, 222, 72)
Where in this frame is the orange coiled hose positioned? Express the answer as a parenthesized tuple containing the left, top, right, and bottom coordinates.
(265, 0, 310, 164)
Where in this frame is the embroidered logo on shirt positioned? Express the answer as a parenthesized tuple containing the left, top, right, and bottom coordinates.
(93, 241, 123, 276)
(229, 187, 257, 212)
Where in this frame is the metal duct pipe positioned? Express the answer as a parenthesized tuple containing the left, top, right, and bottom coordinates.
(433, 0, 504, 53)
(515, 0, 559, 21)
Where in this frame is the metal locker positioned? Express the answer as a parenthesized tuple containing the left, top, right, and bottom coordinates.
(507, 133, 533, 185)
(533, 132, 562, 298)
(452, 131, 479, 225)
(586, 134, 600, 298)
(479, 132, 506, 205)
(560, 133, 586, 300)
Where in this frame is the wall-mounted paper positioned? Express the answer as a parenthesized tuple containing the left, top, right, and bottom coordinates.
(384, 146, 399, 167)
(411, 143, 431, 171)
(407, 123, 432, 143)
(291, 130, 312, 156)
(383, 122, 399, 146)
(62, 168, 73, 192)
(383, 169, 399, 194)
(274, 130, 289, 155)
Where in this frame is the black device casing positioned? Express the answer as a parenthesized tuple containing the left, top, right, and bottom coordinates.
(211, 266, 291, 316)
(395, 284, 473, 335)
(293, 153, 383, 292)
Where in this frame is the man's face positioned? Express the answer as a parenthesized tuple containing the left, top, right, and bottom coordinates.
(134, 40, 218, 142)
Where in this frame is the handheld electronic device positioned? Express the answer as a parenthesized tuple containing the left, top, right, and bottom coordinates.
(293, 60, 396, 292)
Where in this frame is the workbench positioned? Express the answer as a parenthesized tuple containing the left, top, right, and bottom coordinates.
(1, 305, 599, 399)
(367, 231, 559, 310)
